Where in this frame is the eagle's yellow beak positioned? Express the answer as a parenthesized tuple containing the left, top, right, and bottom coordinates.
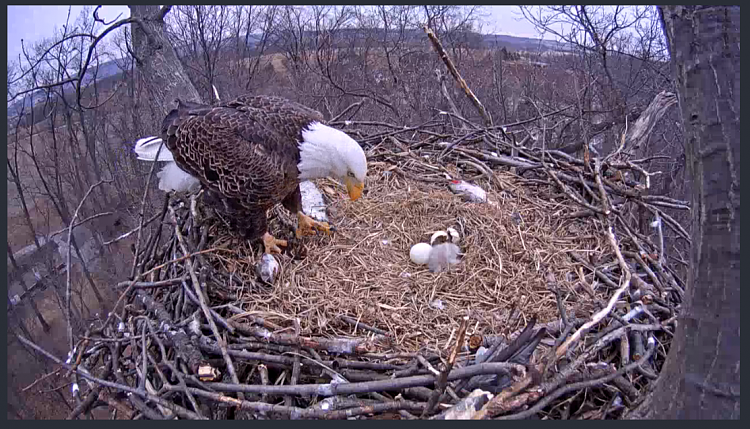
(345, 177, 364, 201)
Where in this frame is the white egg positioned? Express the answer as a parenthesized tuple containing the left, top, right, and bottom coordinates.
(409, 243, 433, 265)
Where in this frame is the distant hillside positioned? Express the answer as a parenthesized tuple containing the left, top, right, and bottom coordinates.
(7, 30, 568, 121)
(480, 34, 567, 52)
(7, 59, 129, 118)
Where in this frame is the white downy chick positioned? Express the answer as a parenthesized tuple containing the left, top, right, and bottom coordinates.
(428, 242, 461, 273)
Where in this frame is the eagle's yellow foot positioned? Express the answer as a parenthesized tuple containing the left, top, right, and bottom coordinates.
(296, 212, 332, 239)
(262, 232, 288, 254)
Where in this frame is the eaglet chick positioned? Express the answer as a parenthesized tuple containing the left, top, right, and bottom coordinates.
(427, 242, 461, 273)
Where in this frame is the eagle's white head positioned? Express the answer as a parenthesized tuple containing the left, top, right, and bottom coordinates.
(298, 121, 368, 201)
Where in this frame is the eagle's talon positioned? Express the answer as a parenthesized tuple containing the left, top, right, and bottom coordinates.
(262, 232, 287, 254)
(297, 212, 333, 238)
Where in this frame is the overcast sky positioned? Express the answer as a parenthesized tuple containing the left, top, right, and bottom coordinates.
(7, 5, 543, 65)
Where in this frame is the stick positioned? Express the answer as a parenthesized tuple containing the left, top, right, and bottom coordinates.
(15, 334, 206, 420)
(230, 322, 378, 355)
(498, 337, 657, 420)
(202, 362, 525, 397)
(339, 315, 389, 336)
(134, 290, 205, 374)
(65, 180, 110, 356)
(424, 25, 492, 127)
(472, 370, 535, 420)
(115, 276, 187, 289)
(422, 315, 469, 417)
(554, 160, 634, 359)
(170, 207, 244, 399)
(48, 211, 114, 239)
(103, 211, 162, 245)
(167, 387, 427, 419)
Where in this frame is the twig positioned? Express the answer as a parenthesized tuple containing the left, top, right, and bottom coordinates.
(554, 160, 634, 359)
(652, 214, 666, 266)
(103, 211, 162, 245)
(181, 282, 235, 333)
(137, 247, 234, 280)
(340, 315, 389, 336)
(286, 318, 302, 409)
(115, 276, 186, 289)
(417, 355, 441, 377)
(330, 100, 365, 122)
(424, 25, 492, 127)
(498, 337, 657, 420)
(48, 211, 114, 239)
(230, 322, 378, 355)
(15, 334, 206, 420)
(167, 386, 427, 419)
(554, 225, 632, 359)
(134, 290, 204, 374)
(131, 137, 169, 280)
(143, 318, 204, 417)
(203, 361, 525, 397)
(258, 363, 270, 403)
(199, 337, 403, 372)
(65, 360, 112, 420)
(169, 206, 244, 398)
(422, 316, 468, 416)
(472, 370, 536, 419)
(65, 180, 111, 356)
(21, 367, 63, 392)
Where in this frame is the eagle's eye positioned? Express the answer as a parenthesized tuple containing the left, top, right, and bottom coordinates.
(347, 171, 355, 178)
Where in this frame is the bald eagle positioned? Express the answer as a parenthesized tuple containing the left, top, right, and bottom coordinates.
(133, 95, 367, 254)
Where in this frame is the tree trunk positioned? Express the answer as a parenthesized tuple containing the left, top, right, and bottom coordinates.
(629, 5, 740, 419)
(129, 5, 203, 116)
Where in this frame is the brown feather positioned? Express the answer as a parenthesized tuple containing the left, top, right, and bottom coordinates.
(160, 95, 325, 240)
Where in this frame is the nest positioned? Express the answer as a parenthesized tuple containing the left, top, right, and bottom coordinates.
(207, 163, 607, 352)
(25, 123, 688, 420)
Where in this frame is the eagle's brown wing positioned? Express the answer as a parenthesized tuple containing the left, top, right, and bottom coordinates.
(161, 96, 321, 210)
(226, 95, 325, 125)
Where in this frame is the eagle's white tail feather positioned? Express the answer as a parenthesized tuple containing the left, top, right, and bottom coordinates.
(134, 136, 174, 162)
(156, 162, 202, 193)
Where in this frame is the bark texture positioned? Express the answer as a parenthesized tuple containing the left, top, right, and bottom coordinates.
(630, 5, 740, 419)
(128, 5, 203, 116)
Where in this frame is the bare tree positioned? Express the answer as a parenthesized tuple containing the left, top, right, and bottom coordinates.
(167, 5, 230, 103)
(222, 5, 278, 94)
(519, 6, 674, 154)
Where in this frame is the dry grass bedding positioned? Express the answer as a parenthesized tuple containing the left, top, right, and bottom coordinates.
(204, 162, 611, 353)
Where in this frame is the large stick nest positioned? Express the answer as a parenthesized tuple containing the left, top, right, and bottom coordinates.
(36, 122, 688, 420)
